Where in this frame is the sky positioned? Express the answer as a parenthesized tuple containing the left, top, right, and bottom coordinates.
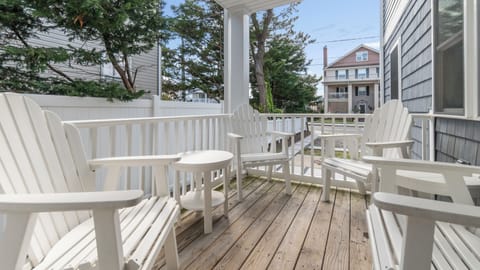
(163, 0, 380, 96)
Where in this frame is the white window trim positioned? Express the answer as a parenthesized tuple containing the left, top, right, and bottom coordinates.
(358, 86, 368, 96)
(356, 51, 369, 62)
(465, 0, 479, 118)
(432, 0, 479, 118)
(357, 68, 368, 79)
(337, 69, 347, 79)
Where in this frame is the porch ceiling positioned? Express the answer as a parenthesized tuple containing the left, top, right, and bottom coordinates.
(215, 0, 300, 14)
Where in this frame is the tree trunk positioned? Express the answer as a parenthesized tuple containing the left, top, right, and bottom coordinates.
(103, 37, 135, 92)
(251, 10, 273, 112)
(255, 45, 266, 111)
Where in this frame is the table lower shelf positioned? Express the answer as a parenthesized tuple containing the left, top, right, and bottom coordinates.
(180, 190, 225, 211)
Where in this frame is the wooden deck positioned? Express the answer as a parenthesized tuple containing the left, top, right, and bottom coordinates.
(154, 176, 371, 270)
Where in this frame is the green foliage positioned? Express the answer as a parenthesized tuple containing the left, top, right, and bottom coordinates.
(0, 0, 164, 99)
(162, 0, 223, 101)
(249, 4, 320, 113)
(45, 80, 145, 101)
(0, 76, 144, 101)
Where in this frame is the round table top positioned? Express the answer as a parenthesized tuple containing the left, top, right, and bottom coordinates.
(174, 150, 233, 171)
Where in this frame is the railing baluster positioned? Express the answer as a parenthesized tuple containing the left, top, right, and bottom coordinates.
(90, 127, 98, 159)
(300, 117, 305, 177)
(310, 116, 315, 178)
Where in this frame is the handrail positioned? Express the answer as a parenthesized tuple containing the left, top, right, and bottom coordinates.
(67, 114, 231, 128)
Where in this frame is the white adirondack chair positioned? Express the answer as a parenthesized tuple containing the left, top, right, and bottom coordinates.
(364, 156, 480, 270)
(228, 104, 293, 200)
(319, 100, 413, 201)
(0, 93, 181, 270)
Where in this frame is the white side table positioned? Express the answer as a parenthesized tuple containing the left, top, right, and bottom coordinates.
(173, 150, 233, 233)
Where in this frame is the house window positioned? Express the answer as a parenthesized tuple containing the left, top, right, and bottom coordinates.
(336, 86, 347, 93)
(337, 69, 347, 79)
(357, 68, 367, 79)
(434, 0, 464, 114)
(390, 46, 399, 100)
(356, 51, 368, 62)
(357, 86, 369, 96)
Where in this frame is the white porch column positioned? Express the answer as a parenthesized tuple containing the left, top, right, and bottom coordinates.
(374, 83, 379, 109)
(347, 84, 353, 113)
(223, 9, 249, 113)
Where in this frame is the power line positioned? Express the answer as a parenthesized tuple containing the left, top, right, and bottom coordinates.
(313, 35, 379, 44)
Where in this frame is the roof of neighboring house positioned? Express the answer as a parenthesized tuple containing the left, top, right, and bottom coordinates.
(326, 44, 380, 69)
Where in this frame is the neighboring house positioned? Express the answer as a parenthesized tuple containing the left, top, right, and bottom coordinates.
(175, 89, 220, 103)
(322, 44, 381, 114)
(381, 0, 479, 164)
(28, 28, 160, 95)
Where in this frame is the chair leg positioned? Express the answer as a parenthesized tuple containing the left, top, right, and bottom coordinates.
(321, 166, 331, 202)
(283, 161, 292, 195)
(356, 181, 367, 195)
(164, 227, 179, 270)
(236, 163, 243, 201)
(267, 165, 273, 181)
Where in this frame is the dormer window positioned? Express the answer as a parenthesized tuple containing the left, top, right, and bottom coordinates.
(356, 51, 368, 62)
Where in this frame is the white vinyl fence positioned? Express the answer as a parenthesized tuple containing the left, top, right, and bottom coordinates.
(26, 94, 222, 121)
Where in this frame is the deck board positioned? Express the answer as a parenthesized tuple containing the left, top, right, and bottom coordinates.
(295, 189, 337, 269)
(268, 185, 321, 270)
(213, 185, 297, 270)
(350, 192, 372, 269)
(322, 189, 351, 270)
(241, 184, 309, 270)
(155, 176, 371, 270)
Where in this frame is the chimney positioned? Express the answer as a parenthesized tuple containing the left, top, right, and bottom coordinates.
(323, 46, 328, 77)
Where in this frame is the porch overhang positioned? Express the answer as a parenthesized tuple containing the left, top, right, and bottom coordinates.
(215, 0, 300, 14)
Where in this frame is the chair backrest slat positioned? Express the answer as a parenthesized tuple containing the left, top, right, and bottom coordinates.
(231, 104, 269, 154)
(0, 93, 93, 266)
(360, 100, 411, 158)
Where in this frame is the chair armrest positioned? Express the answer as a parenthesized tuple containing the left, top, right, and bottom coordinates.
(365, 140, 414, 149)
(362, 156, 480, 174)
(266, 130, 294, 137)
(227, 132, 243, 140)
(314, 133, 362, 140)
(89, 154, 181, 169)
(0, 190, 143, 212)
(373, 192, 480, 227)
(365, 140, 414, 157)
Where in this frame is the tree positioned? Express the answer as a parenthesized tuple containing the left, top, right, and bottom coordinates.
(162, 0, 224, 101)
(265, 36, 319, 113)
(0, 0, 165, 98)
(250, 4, 319, 112)
(251, 9, 274, 112)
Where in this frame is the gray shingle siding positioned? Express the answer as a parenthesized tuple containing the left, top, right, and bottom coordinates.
(384, 0, 480, 165)
(383, 0, 432, 159)
(435, 119, 480, 165)
(33, 29, 102, 81)
(131, 48, 159, 95)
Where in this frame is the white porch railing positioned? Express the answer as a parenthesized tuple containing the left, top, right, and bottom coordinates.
(68, 112, 434, 195)
(260, 113, 369, 190)
(68, 114, 230, 194)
